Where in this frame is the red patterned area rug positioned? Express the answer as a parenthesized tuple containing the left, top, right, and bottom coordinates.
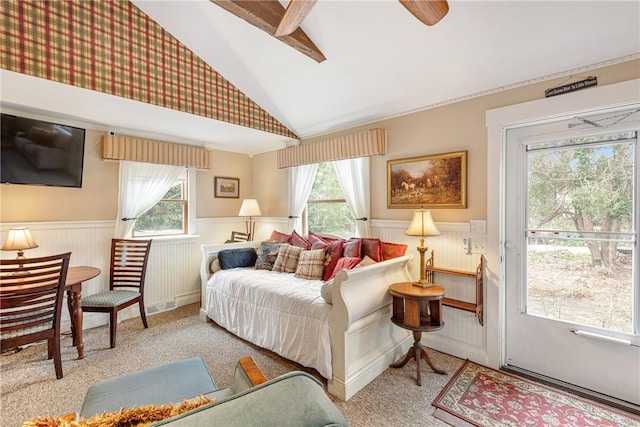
(432, 360, 640, 427)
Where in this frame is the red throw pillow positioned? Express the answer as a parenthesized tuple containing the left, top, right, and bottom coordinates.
(317, 234, 342, 243)
(308, 231, 329, 249)
(310, 239, 328, 251)
(322, 239, 345, 281)
(342, 238, 362, 258)
(361, 238, 382, 262)
(381, 241, 408, 260)
(290, 230, 311, 249)
(327, 257, 362, 281)
(269, 230, 291, 243)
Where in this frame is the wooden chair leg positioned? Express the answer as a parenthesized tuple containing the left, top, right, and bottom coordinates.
(53, 336, 63, 379)
(47, 338, 53, 360)
(139, 301, 148, 329)
(110, 310, 118, 349)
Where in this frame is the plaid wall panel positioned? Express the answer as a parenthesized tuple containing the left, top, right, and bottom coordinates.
(1, 0, 298, 140)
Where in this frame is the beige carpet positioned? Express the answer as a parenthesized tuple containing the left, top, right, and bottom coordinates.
(1, 303, 463, 427)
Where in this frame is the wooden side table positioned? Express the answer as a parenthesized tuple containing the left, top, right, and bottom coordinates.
(389, 282, 446, 385)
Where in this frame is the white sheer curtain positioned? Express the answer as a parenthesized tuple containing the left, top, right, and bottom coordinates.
(288, 163, 319, 233)
(115, 161, 184, 238)
(333, 157, 370, 237)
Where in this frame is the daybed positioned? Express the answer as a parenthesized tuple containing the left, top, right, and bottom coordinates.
(200, 233, 414, 401)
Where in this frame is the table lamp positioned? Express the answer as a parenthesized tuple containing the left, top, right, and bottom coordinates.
(2, 227, 39, 259)
(405, 209, 441, 287)
(238, 199, 262, 240)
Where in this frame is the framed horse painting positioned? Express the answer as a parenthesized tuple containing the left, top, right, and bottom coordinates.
(387, 151, 467, 209)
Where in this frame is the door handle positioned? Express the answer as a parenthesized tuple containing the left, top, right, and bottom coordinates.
(504, 241, 520, 255)
(571, 329, 631, 346)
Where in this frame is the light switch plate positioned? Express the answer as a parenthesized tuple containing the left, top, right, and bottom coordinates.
(470, 219, 487, 234)
(470, 234, 487, 254)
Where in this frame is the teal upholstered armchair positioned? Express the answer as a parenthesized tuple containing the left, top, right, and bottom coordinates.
(81, 356, 348, 426)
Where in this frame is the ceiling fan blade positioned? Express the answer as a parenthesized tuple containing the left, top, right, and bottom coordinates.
(275, 0, 317, 37)
(399, 0, 449, 26)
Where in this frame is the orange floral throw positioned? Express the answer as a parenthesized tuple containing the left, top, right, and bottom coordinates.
(23, 396, 212, 427)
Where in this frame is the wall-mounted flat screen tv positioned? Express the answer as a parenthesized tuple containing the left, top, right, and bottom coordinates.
(1, 113, 86, 188)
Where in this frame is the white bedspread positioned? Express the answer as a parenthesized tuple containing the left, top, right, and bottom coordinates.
(205, 268, 332, 378)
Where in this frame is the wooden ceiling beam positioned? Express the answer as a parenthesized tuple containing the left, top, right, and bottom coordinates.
(276, 0, 318, 37)
(210, 0, 326, 63)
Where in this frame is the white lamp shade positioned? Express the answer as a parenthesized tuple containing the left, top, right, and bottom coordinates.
(405, 210, 441, 237)
(238, 199, 262, 217)
(2, 227, 39, 251)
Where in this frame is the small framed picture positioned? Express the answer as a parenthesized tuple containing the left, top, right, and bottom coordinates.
(214, 176, 239, 198)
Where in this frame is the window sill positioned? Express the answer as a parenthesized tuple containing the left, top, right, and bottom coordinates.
(131, 234, 200, 246)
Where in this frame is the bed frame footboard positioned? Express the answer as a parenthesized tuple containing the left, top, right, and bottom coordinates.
(327, 254, 413, 401)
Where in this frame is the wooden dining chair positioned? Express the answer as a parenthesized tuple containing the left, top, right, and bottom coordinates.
(82, 239, 152, 349)
(1, 252, 71, 379)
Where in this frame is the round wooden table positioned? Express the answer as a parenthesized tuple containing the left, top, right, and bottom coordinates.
(389, 282, 446, 385)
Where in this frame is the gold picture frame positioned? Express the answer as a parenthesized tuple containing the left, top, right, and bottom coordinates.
(214, 176, 239, 198)
(387, 150, 467, 209)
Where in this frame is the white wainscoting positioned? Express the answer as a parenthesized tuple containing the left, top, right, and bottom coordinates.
(1, 221, 113, 332)
(1, 217, 486, 363)
(371, 220, 486, 364)
(1, 221, 205, 333)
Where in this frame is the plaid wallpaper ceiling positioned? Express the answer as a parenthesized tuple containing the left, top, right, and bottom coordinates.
(1, 0, 298, 139)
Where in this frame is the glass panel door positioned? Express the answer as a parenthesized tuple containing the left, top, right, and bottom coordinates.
(504, 106, 640, 406)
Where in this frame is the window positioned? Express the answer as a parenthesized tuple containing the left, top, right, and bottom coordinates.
(133, 169, 188, 237)
(305, 162, 355, 237)
(526, 131, 636, 332)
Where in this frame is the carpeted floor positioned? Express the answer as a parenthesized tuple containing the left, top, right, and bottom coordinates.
(1, 303, 463, 427)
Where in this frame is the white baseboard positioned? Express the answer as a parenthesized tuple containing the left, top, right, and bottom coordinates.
(175, 291, 200, 307)
(146, 300, 177, 315)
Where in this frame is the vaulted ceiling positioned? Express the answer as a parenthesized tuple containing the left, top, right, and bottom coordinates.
(1, 1, 639, 155)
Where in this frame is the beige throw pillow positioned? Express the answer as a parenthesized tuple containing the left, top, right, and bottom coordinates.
(272, 244, 303, 273)
(294, 249, 325, 280)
